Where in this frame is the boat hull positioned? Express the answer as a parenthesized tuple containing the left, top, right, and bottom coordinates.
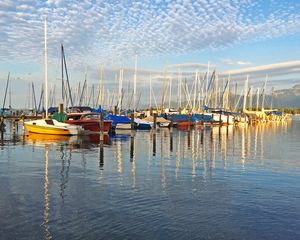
(25, 119, 79, 135)
(116, 123, 132, 130)
(66, 120, 112, 134)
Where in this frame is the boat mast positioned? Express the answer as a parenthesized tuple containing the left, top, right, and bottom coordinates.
(149, 73, 152, 109)
(133, 54, 137, 111)
(61, 44, 64, 105)
(270, 87, 274, 109)
(256, 88, 260, 111)
(2, 72, 10, 111)
(242, 75, 248, 113)
(205, 61, 210, 106)
(261, 75, 268, 112)
(168, 76, 172, 110)
(44, 16, 48, 117)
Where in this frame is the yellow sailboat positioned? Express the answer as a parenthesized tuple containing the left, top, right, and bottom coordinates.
(25, 119, 80, 135)
(24, 17, 81, 136)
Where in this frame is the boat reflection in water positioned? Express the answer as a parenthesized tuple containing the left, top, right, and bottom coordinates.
(25, 133, 111, 148)
(26, 133, 73, 145)
(0, 118, 297, 239)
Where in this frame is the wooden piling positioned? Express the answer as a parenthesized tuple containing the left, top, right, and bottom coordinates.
(152, 130, 156, 156)
(188, 114, 191, 131)
(130, 133, 134, 162)
(153, 113, 157, 129)
(100, 113, 104, 141)
(21, 113, 25, 131)
(170, 120, 173, 133)
(169, 131, 173, 152)
(131, 113, 135, 130)
(59, 103, 64, 113)
(99, 140, 104, 170)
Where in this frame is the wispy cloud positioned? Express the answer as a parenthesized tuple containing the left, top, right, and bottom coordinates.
(222, 59, 253, 66)
(1, 0, 300, 107)
(1, 0, 300, 70)
(221, 60, 300, 76)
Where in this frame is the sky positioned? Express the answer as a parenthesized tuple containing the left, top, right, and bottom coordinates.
(0, 0, 300, 108)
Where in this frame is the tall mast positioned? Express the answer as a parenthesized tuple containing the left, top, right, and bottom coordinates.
(44, 16, 48, 117)
(256, 88, 260, 111)
(242, 75, 248, 113)
(193, 71, 197, 111)
(161, 65, 168, 112)
(9, 75, 11, 109)
(61, 44, 64, 104)
(205, 61, 210, 106)
(2, 72, 10, 111)
(99, 65, 103, 107)
(249, 86, 253, 111)
(261, 75, 268, 112)
(133, 54, 137, 111)
(149, 73, 152, 109)
(270, 87, 274, 109)
(168, 76, 172, 109)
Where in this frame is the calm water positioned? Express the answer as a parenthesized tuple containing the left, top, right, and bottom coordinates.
(0, 117, 300, 239)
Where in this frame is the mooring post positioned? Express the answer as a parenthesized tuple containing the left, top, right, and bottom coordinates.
(131, 113, 135, 130)
(21, 113, 25, 131)
(153, 113, 157, 129)
(169, 130, 173, 152)
(152, 130, 156, 156)
(12, 119, 16, 134)
(100, 113, 104, 142)
(99, 140, 104, 170)
(188, 114, 191, 131)
(59, 103, 64, 113)
(130, 132, 134, 162)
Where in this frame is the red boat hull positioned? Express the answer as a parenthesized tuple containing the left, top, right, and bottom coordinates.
(66, 119, 111, 133)
(66, 113, 112, 134)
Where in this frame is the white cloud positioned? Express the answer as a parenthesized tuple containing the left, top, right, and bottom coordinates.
(1, 0, 300, 107)
(223, 59, 253, 66)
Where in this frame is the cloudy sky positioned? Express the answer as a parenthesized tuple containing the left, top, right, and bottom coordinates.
(0, 0, 300, 108)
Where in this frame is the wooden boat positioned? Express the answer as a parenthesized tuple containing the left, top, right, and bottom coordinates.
(66, 112, 112, 134)
(25, 119, 81, 135)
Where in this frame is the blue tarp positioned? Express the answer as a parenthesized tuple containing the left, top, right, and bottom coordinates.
(91, 107, 105, 113)
(168, 114, 189, 122)
(167, 114, 213, 123)
(105, 114, 131, 125)
(48, 107, 58, 114)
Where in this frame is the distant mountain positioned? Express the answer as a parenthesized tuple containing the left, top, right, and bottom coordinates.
(272, 85, 300, 108)
(139, 85, 300, 109)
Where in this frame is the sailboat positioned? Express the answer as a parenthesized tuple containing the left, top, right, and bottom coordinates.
(25, 17, 81, 136)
